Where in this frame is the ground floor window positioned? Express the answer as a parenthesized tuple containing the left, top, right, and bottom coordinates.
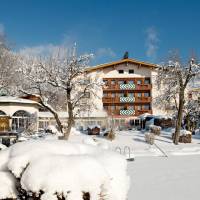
(12, 110, 31, 132)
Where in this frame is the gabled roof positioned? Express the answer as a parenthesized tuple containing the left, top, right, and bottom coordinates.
(86, 58, 156, 72)
(0, 96, 40, 106)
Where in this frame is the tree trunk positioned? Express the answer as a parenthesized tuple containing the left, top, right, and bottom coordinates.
(185, 114, 190, 131)
(63, 89, 74, 140)
(40, 101, 63, 134)
(173, 89, 184, 145)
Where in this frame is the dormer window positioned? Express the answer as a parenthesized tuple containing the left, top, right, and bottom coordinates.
(144, 78, 151, 84)
(118, 70, 124, 74)
(129, 69, 134, 74)
(137, 80, 142, 85)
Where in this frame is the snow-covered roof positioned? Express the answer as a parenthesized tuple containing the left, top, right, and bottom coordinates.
(138, 113, 152, 119)
(39, 111, 68, 118)
(0, 96, 40, 105)
(138, 113, 173, 120)
(39, 110, 108, 118)
(86, 58, 156, 72)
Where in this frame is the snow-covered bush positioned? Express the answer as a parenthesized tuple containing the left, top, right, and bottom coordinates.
(145, 132, 155, 145)
(149, 125, 161, 135)
(106, 129, 115, 141)
(46, 125, 62, 136)
(0, 140, 129, 200)
(0, 143, 7, 150)
(172, 130, 192, 143)
(0, 172, 17, 199)
(70, 127, 81, 135)
(180, 130, 192, 136)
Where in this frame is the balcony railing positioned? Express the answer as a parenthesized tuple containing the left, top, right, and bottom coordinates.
(119, 83, 135, 90)
(134, 97, 152, 102)
(120, 97, 135, 102)
(102, 96, 151, 103)
(120, 109, 135, 116)
(105, 109, 152, 116)
(103, 84, 152, 90)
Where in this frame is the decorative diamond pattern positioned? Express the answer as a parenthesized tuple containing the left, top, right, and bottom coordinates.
(120, 97, 135, 102)
(120, 110, 135, 115)
(119, 84, 135, 90)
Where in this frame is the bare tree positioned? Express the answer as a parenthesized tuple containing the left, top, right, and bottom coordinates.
(15, 54, 65, 134)
(0, 34, 16, 95)
(17, 45, 101, 139)
(184, 99, 200, 132)
(156, 56, 200, 144)
(38, 46, 101, 140)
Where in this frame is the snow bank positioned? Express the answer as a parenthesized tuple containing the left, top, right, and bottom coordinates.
(180, 130, 192, 135)
(0, 172, 17, 199)
(70, 127, 81, 135)
(82, 136, 110, 150)
(0, 140, 129, 200)
(46, 125, 62, 136)
(0, 143, 7, 150)
(21, 155, 110, 199)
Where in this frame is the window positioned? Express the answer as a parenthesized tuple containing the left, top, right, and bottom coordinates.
(128, 80, 134, 84)
(144, 92, 150, 97)
(80, 99, 87, 104)
(111, 105, 116, 111)
(84, 92, 90, 98)
(103, 80, 108, 85)
(103, 105, 108, 110)
(128, 93, 134, 97)
(118, 70, 124, 74)
(118, 80, 124, 85)
(137, 93, 142, 97)
(80, 79, 90, 85)
(144, 104, 151, 110)
(135, 119, 140, 126)
(103, 92, 108, 97)
(129, 105, 134, 110)
(137, 80, 142, 85)
(119, 105, 125, 110)
(111, 93, 116, 97)
(137, 105, 142, 110)
(129, 69, 134, 74)
(111, 80, 115, 85)
(144, 78, 150, 84)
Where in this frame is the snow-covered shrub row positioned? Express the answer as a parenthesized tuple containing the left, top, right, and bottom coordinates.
(0, 140, 130, 200)
(149, 125, 161, 135)
(180, 130, 192, 136)
(0, 143, 7, 151)
(145, 132, 155, 145)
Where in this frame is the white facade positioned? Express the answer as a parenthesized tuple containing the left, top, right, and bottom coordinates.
(0, 97, 40, 132)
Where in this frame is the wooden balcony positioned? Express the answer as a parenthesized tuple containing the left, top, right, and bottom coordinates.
(134, 97, 152, 102)
(105, 109, 152, 117)
(103, 84, 152, 91)
(102, 96, 151, 103)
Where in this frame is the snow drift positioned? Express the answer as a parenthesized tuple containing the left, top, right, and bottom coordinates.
(0, 140, 130, 200)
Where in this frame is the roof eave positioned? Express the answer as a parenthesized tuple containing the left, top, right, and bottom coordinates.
(85, 58, 157, 72)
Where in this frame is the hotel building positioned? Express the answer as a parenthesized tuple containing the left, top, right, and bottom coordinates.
(86, 58, 157, 128)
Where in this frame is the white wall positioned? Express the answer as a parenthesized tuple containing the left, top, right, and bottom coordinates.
(0, 103, 39, 131)
(101, 63, 152, 78)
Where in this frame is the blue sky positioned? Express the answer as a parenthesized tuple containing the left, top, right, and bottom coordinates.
(0, 0, 200, 65)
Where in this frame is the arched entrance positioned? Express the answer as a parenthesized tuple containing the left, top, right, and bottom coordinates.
(0, 110, 6, 116)
(0, 110, 9, 132)
(12, 110, 31, 132)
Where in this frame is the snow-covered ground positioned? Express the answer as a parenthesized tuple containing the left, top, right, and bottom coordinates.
(69, 129, 200, 200)
(128, 155, 200, 200)
(69, 129, 200, 158)
(1, 128, 200, 199)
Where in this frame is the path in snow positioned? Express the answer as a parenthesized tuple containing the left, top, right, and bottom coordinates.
(127, 155, 200, 200)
